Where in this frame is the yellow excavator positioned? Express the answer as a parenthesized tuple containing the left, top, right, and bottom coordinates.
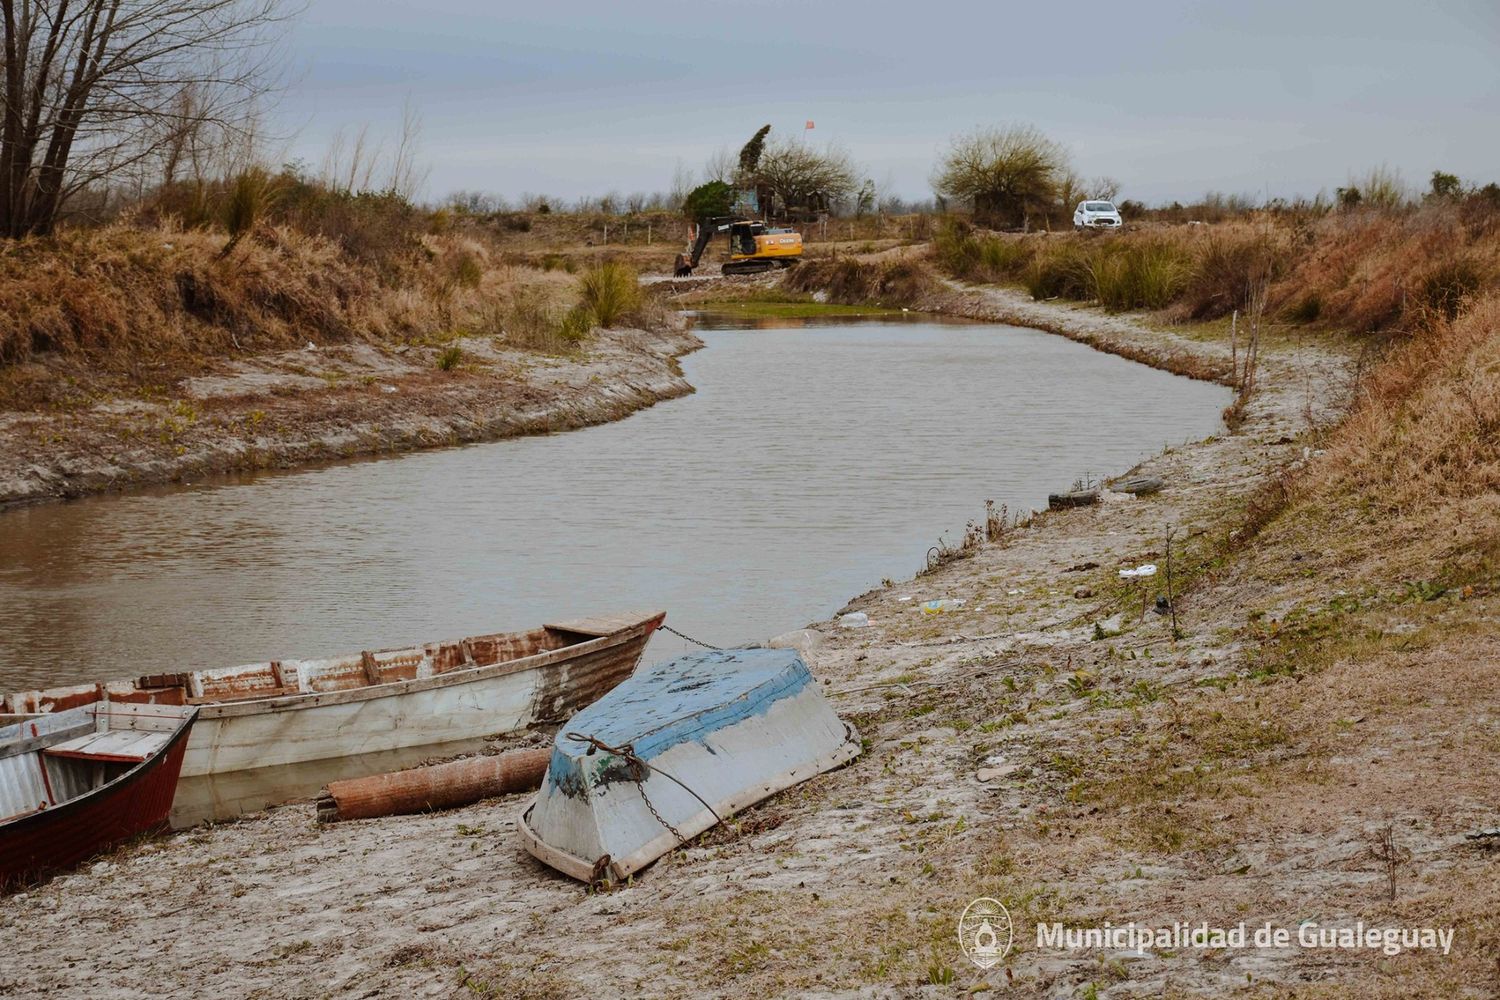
(673, 216, 803, 276)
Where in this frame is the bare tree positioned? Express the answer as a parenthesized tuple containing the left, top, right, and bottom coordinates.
(386, 99, 426, 200)
(932, 124, 1071, 230)
(322, 124, 380, 195)
(1, 0, 293, 237)
(701, 145, 735, 185)
(756, 137, 858, 216)
(668, 159, 694, 207)
(1087, 176, 1121, 201)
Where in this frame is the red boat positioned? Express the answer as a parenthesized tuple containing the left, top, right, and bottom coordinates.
(1, 702, 197, 888)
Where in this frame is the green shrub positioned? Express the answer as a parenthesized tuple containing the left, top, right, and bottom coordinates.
(979, 236, 1033, 276)
(1025, 243, 1093, 300)
(933, 218, 982, 277)
(683, 180, 733, 219)
(577, 261, 640, 327)
(559, 305, 594, 343)
(435, 345, 463, 370)
(1092, 240, 1192, 311)
(933, 218, 1033, 281)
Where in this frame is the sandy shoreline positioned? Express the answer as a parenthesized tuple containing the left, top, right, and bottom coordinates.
(7, 286, 1496, 999)
(0, 320, 702, 508)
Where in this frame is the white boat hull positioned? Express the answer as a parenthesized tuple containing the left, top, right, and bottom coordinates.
(519, 649, 859, 881)
(6, 612, 664, 827)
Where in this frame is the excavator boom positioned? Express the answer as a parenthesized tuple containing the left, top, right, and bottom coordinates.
(673, 216, 802, 277)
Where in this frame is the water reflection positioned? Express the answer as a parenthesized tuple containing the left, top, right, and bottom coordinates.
(0, 316, 1230, 690)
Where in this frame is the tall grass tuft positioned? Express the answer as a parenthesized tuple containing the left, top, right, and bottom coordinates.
(1024, 243, 1093, 300)
(220, 167, 275, 257)
(1090, 240, 1193, 311)
(576, 262, 640, 328)
(933, 218, 1034, 282)
(1177, 231, 1287, 319)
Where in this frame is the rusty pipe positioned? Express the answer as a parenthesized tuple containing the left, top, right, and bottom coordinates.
(317, 746, 552, 822)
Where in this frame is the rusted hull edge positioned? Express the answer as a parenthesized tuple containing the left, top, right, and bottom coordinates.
(2, 612, 666, 718)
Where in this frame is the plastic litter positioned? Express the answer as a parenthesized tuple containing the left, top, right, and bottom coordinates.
(766, 628, 825, 654)
(1118, 564, 1158, 579)
(920, 599, 966, 614)
(839, 612, 871, 628)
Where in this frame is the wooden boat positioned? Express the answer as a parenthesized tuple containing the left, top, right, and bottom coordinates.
(519, 648, 860, 882)
(1, 703, 197, 887)
(3, 611, 665, 825)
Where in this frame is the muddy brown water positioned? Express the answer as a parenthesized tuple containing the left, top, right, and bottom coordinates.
(0, 314, 1229, 692)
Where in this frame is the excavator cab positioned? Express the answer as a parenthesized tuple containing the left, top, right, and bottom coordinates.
(674, 216, 803, 276)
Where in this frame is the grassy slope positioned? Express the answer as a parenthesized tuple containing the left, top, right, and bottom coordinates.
(712, 214, 1500, 995)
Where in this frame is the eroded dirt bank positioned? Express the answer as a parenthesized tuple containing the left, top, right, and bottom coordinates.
(0, 321, 701, 506)
(5, 288, 1497, 1000)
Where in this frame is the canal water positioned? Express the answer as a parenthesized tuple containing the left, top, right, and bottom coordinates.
(0, 314, 1229, 691)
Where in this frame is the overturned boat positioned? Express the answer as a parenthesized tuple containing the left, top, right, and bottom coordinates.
(519, 648, 859, 882)
(1, 703, 197, 886)
(4, 611, 664, 825)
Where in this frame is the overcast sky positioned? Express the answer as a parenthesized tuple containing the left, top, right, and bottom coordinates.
(279, 0, 1500, 206)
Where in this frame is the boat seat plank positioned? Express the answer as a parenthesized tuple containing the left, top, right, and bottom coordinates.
(544, 612, 652, 638)
(0, 720, 96, 761)
(43, 729, 171, 763)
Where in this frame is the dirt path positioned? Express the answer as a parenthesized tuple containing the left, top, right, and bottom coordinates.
(0, 322, 701, 507)
(7, 288, 1494, 999)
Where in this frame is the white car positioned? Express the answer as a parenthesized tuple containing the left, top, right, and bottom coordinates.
(1074, 200, 1123, 230)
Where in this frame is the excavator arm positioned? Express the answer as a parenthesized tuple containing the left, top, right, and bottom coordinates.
(673, 217, 733, 276)
(672, 215, 801, 277)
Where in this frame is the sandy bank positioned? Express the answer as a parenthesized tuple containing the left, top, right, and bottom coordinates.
(8, 287, 1495, 999)
(0, 321, 702, 507)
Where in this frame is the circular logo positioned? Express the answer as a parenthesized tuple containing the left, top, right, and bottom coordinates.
(958, 897, 1014, 970)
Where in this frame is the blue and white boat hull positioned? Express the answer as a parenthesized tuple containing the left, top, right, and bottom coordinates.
(518, 649, 859, 881)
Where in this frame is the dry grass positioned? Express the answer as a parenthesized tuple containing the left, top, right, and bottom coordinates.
(933, 202, 1500, 336)
(0, 219, 603, 404)
(782, 256, 940, 307)
(1288, 291, 1500, 584)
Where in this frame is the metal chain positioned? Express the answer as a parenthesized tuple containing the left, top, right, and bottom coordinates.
(658, 624, 722, 650)
(627, 756, 687, 844)
(565, 732, 724, 847)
